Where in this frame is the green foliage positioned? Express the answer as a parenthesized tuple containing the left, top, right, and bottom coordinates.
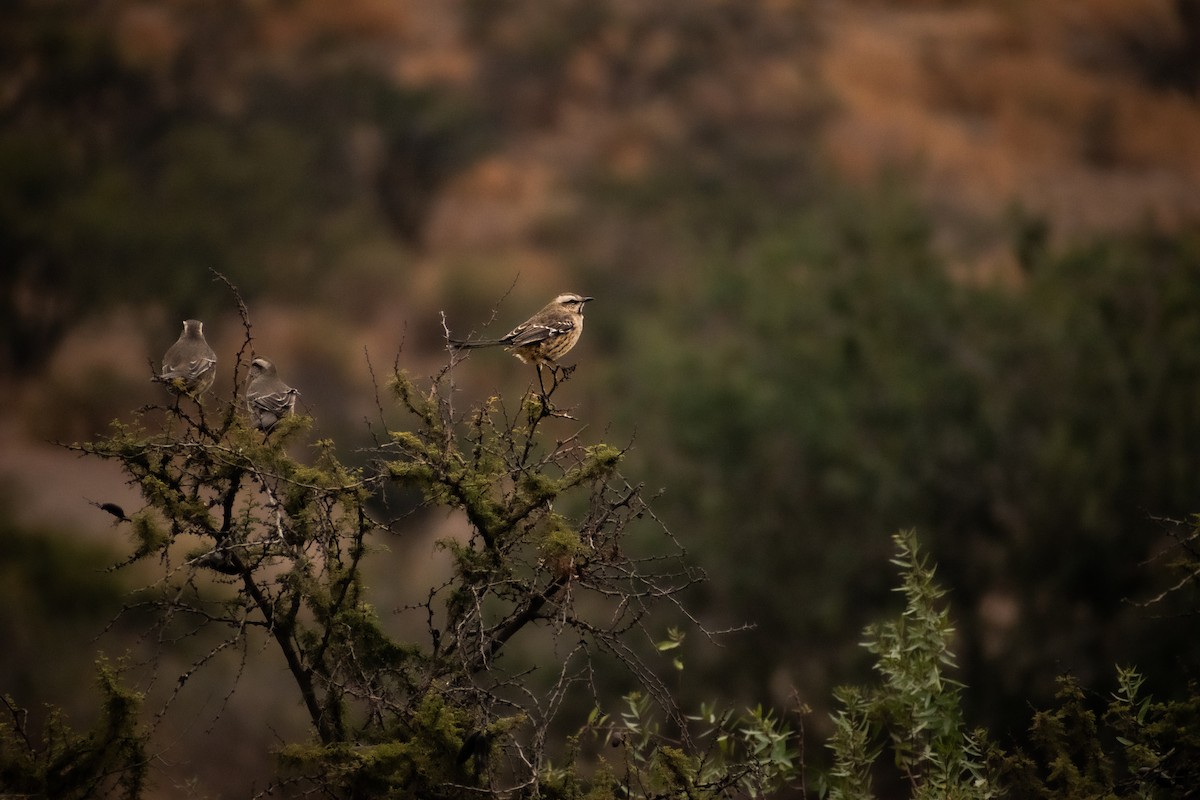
(544, 692, 799, 799)
(76, 395, 402, 750)
(278, 690, 477, 797)
(989, 668, 1200, 799)
(826, 530, 992, 800)
(69, 347, 752, 796)
(823, 530, 1200, 800)
(691, 703, 798, 797)
(615, 177, 1200, 728)
(385, 369, 625, 558)
(38, 370, 1200, 799)
(0, 659, 148, 800)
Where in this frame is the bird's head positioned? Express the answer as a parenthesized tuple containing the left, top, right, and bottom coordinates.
(250, 357, 275, 376)
(554, 293, 594, 312)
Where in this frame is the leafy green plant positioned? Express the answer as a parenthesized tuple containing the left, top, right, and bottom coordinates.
(825, 529, 992, 800)
(556, 691, 800, 799)
(990, 667, 1200, 799)
(0, 659, 148, 800)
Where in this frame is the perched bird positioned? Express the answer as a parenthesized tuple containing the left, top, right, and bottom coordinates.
(91, 501, 130, 524)
(158, 319, 217, 397)
(456, 727, 498, 777)
(245, 357, 299, 433)
(450, 293, 593, 368)
(194, 547, 242, 575)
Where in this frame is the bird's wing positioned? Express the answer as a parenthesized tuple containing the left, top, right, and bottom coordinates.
(249, 385, 297, 416)
(506, 319, 575, 348)
(163, 355, 216, 382)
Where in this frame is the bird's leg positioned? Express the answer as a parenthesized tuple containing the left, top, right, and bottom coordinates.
(536, 364, 550, 408)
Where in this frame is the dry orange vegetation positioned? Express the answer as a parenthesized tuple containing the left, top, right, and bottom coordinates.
(821, 1, 1200, 236)
(372, 0, 1200, 290)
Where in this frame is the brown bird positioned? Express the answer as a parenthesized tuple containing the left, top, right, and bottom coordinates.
(158, 319, 217, 397)
(450, 293, 593, 367)
(245, 357, 299, 433)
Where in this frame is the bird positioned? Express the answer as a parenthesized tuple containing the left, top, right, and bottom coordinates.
(456, 727, 499, 777)
(91, 501, 130, 524)
(450, 293, 594, 368)
(245, 357, 299, 433)
(158, 319, 217, 397)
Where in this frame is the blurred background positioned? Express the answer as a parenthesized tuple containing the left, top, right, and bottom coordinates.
(3, 0, 1200, 795)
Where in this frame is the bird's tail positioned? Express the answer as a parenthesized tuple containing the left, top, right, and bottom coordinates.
(449, 338, 504, 350)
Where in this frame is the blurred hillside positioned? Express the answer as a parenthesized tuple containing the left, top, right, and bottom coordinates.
(6, 0, 1200, 379)
(3, 0, 1200, 796)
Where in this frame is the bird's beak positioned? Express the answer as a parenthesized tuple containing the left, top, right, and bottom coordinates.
(582, 296, 595, 303)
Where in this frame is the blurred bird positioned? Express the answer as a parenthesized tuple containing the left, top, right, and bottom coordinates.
(194, 548, 242, 575)
(91, 500, 130, 524)
(456, 727, 497, 776)
(158, 319, 217, 397)
(450, 293, 593, 369)
(245, 357, 299, 433)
